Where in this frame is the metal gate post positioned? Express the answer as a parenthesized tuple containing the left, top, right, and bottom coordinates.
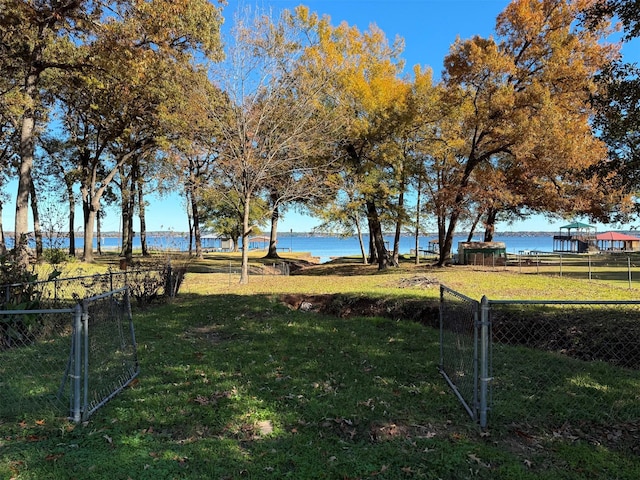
(438, 286, 444, 371)
(479, 296, 490, 429)
(82, 300, 90, 421)
(72, 304, 83, 423)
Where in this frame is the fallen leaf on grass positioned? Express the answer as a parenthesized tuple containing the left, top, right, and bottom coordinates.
(468, 453, 489, 467)
(45, 453, 64, 462)
(126, 378, 140, 388)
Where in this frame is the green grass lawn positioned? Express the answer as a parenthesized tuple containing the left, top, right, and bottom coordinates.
(1, 256, 640, 479)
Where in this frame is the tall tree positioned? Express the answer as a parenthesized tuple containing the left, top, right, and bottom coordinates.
(207, 6, 339, 283)
(2, 0, 223, 263)
(589, 0, 640, 215)
(433, 0, 618, 265)
(299, 11, 408, 269)
(0, 0, 105, 265)
(54, 0, 223, 261)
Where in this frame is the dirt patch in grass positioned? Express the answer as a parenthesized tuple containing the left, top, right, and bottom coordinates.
(280, 292, 440, 327)
(185, 325, 233, 344)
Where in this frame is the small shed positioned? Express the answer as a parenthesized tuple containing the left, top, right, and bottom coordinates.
(596, 231, 640, 252)
(202, 234, 233, 252)
(457, 241, 507, 265)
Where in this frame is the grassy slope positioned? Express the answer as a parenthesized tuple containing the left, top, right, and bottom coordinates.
(1, 256, 639, 479)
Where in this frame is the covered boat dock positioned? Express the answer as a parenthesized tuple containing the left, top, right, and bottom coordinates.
(553, 222, 597, 253)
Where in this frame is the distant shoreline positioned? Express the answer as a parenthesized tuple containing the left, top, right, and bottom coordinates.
(3, 230, 564, 237)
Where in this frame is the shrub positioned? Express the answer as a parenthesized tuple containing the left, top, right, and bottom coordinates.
(43, 248, 69, 265)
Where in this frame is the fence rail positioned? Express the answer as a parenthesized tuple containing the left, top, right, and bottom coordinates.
(465, 251, 640, 288)
(439, 286, 640, 431)
(0, 288, 138, 422)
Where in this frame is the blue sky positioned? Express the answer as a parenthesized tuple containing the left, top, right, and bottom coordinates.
(4, 1, 639, 233)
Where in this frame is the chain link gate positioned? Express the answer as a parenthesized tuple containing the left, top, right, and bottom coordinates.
(440, 285, 640, 432)
(1, 288, 139, 422)
(438, 286, 486, 425)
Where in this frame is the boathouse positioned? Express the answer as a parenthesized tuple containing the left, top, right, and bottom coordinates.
(248, 235, 270, 250)
(553, 222, 597, 253)
(202, 234, 234, 252)
(596, 231, 640, 252)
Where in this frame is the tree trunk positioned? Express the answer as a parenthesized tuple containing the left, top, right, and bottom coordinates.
(467, 211, 482, 242)
(15, 70, 38, 267)
(484, 208, 497, 242)
(437, 157, 479, 267)
(354, 212, 368, 265)
(81, 188, 101, 262)
(190, 185, 203, 259)
(392, 188, 405, 267)
(265, 196, 280, 259)
(96, 210, 102, 255)
(368, 231, 377, 264)
(414, 177, 422, 266)
(120, 168, 134, 262)
(187, 193, 193, 255)
(29, 179, 43, 260)
(135, 163, 150, 257)
(0, 201, 6, 255)
(240, 200, 251, 284)
(366, 199, 388, 270)
(66, 178, 76, 257)
(83, 206, 98, 262)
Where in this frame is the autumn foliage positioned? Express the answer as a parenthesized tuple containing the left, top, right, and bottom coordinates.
(0, 0, 634, 275)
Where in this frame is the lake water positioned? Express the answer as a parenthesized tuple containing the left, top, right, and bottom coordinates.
(278, 234, 555, 263)
(8, 232, 556, 264)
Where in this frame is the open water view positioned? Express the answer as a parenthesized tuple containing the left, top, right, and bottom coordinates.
(21, 232, 558, 264)
(270, 233, 555, 263)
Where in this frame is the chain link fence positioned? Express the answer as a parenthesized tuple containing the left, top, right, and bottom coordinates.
(488, 300, 640, 429)
(0, 306, 75, 419)
(468, 251, 640, 288)
(439, 286, 640, 434)
(438, 286, 481, 422)
(509, 251, 626, 278)
(1, 265, 184, 310)
(188, 261, 291, 288)
(0, 288, 138, 422)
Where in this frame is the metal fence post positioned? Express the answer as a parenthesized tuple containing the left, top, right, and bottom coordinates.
(479, 296, 490, 430)
(559, 253, 562, 277)
(82, 299, 90, 421)
(438, 286, 444, 371)
(72, 304, 83, 423)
